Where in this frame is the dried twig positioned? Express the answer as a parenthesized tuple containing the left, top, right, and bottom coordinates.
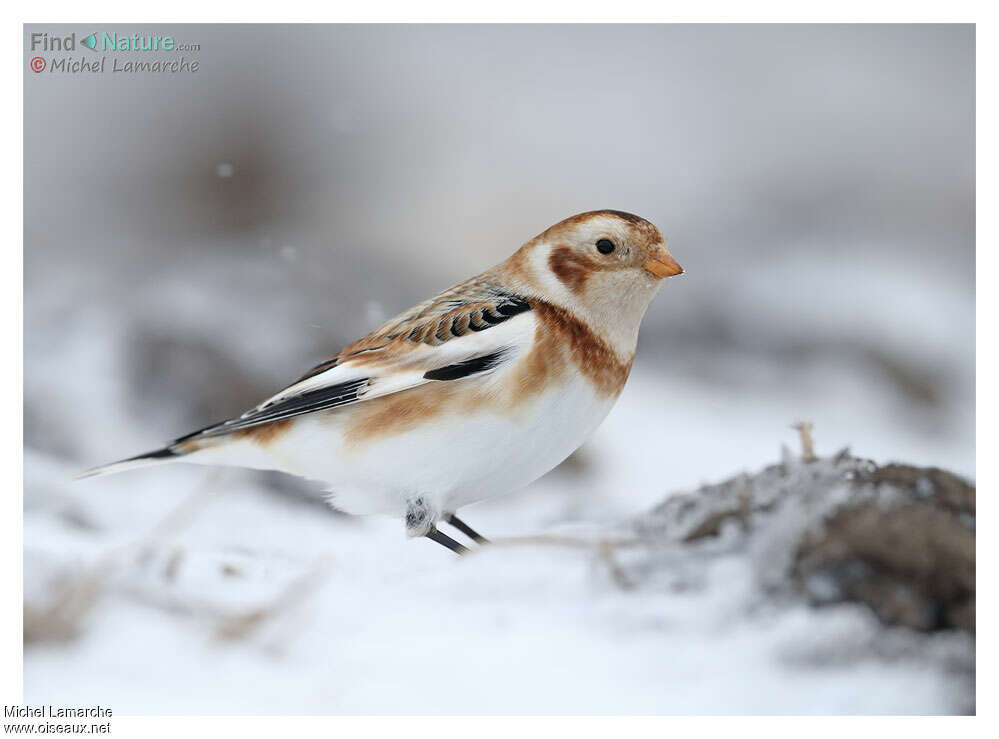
(792, 421, 817, 462)
(481, 533, 639, 550)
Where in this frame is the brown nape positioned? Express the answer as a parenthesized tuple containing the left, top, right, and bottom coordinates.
(232, 418, 294, 446)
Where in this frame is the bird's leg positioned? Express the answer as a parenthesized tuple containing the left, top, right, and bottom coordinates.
(406, 497, 468, 555)
(444, 513, 490, 545)
(426, 527, 469, 555)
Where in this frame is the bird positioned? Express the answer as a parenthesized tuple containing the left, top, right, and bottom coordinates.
(77, 210, 683, 554)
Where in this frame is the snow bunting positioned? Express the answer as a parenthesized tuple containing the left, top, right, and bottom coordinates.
(79, 210, 683, 553)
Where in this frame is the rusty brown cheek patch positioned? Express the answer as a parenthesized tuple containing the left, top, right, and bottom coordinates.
(548, 246, 596, 294)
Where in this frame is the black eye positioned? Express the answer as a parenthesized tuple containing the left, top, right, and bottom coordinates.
(596, 238, 615, 254)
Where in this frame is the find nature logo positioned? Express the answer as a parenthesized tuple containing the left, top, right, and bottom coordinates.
(28, 31, 200, 74)
(30, 30, 179, 55)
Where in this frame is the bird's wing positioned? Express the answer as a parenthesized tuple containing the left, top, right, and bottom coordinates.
(181, 282, 535, 440)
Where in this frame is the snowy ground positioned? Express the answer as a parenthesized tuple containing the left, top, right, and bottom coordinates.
(23, 358, 974, 714)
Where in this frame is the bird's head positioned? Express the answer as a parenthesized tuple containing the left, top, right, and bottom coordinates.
(540, 209, 681, 284)
(503, 210, 682, 350)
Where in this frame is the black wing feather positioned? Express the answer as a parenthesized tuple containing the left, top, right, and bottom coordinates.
(183, 378, 368, 439)
(423, 349, 509, 382)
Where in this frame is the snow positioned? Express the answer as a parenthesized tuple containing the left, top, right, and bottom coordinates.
(23, 366, 974, 713)
(23, 482, 971, 714)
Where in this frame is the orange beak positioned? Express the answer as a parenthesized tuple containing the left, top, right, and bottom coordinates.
(643, 244, 683, 278)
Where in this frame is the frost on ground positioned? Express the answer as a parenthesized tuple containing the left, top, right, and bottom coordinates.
(23, 432, 974, 715)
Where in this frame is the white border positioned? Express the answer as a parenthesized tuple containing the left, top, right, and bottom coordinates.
(5, 4, 990, 736)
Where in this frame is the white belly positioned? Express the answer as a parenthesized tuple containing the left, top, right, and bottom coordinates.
(195, 374, 617, 518)
(349, 376, 614, 515)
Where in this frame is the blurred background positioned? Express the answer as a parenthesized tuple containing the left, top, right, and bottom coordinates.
(24, 24, 974, 714)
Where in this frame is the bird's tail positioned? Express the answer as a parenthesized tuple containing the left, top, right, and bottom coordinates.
(75, 418, 281, 481)
(74, 446, 183, 480)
